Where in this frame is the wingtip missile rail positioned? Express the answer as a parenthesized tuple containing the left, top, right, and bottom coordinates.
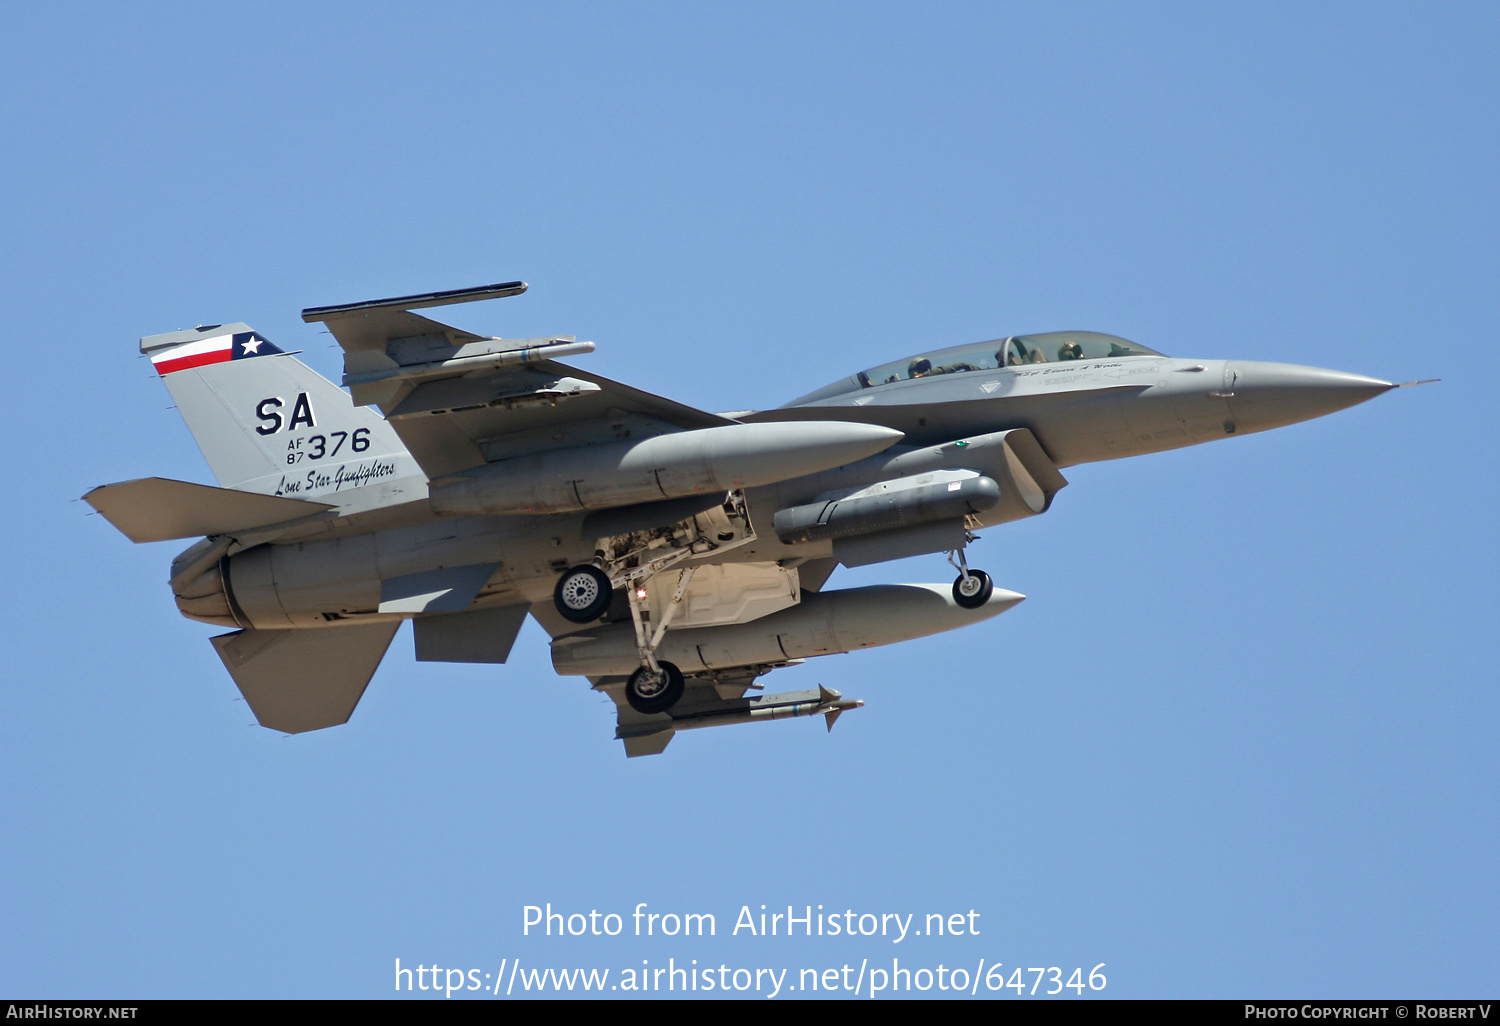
(341, 338, 597, 389)
(300, 280, 529, 320)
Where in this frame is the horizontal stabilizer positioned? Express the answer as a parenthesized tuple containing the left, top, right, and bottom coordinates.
(211, 622, 400, 734)
(84, 477, 333, 543)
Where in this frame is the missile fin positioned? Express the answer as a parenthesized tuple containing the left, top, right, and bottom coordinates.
(824, 707, 844, 732)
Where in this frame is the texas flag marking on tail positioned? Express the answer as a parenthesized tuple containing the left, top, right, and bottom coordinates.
(150, 330, 284, 375)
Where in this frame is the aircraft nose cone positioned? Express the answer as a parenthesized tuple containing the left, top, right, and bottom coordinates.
(1226, 361, 1394, 434)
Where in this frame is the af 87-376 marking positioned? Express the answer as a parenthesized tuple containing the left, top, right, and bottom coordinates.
(281, 429, 373, 463)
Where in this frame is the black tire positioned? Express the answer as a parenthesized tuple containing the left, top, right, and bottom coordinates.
(952, 569, 994, 609)
(553, 564, 613, 623)
(624, 661, 685, 714)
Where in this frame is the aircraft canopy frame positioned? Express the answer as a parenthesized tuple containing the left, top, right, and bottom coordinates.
(786, 332, 1165, 406)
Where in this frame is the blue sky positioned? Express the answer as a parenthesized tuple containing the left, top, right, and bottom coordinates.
(1, 2, 1494, 999)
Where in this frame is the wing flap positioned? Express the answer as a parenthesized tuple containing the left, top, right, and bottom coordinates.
(84, 477, 334, 543)
(211, 622, 400, 733)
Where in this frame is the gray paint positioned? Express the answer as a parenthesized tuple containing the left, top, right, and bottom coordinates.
(427, 421, 903, 516)
(833, 519, 969, 568)
(100, 284, 1399, 746)
(378, 564, 499, 614)
(414, 605, 527, 664)
(221, 514, 561, 629)
(749, 356, 1392, 469)
(84, 477, 332, 543)
(211, 621, 399, 734)
(550, 582, 1024, 677)
(580, 493, 730, 539)
(155, 349, 428, 511)
(772, 472, 1000, 543)
(614, 686, 864, 758)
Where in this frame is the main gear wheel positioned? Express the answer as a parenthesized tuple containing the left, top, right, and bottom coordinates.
(553, 564, 613, 623)
(624, 661, 685, 714)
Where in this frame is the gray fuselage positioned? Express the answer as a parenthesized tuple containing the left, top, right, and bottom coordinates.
(752, 355, 1392, 468)
(178, 348, 1392, 633)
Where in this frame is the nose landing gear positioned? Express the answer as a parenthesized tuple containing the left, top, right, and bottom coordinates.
(948, 546, 993, 609)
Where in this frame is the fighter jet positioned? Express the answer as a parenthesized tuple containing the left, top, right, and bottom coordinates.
(85, 282, 1403, 756)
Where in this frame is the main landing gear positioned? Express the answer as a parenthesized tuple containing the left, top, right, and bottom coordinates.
(624, 661, 685, 715)
(553, 564, 613, 623)
(553, 491, 758, 716)
(948, 546, 993, 609)
(552, 561, 698, 715)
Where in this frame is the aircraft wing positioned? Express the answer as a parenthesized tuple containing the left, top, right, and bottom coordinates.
(304, 282, 737, 479)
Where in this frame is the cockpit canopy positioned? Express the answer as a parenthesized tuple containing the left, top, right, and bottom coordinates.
(786, 332, 1166, 405)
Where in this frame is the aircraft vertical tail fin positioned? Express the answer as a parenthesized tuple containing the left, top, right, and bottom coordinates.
(142, 324, 427, 510)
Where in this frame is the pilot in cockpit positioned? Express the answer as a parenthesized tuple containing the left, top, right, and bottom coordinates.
(1008, 339, 1046, 365)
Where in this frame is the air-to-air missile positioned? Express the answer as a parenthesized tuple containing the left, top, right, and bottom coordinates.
(87, 284, 1416, 755)
(613, 685, 864, 758)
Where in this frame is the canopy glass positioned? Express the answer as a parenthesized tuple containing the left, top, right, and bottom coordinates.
(788, 332, 1165, 405)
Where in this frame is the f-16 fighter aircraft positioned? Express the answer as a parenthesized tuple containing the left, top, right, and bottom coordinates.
(86, 282, 1402, 756)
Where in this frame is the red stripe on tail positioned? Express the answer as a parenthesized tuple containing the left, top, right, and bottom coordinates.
(154, 349, 233, 376)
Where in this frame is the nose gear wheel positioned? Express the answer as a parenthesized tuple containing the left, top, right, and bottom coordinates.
(947, 545, 993, 609)
(952, 568, 993, 608)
